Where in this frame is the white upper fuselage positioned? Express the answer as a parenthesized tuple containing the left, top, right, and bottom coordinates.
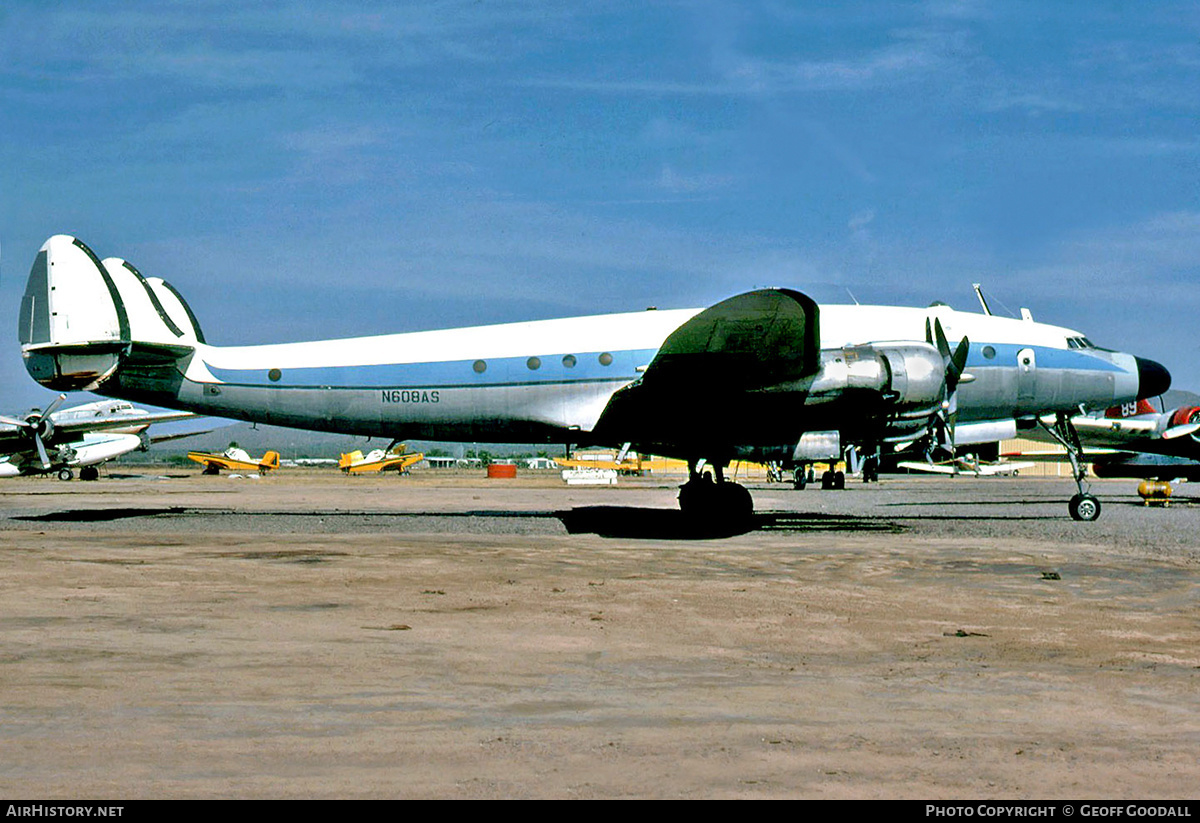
(188, 304, 1080, 377)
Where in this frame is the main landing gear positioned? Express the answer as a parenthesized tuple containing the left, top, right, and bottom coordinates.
(1040, 412, 1102, 521)
(678, 460, 754, 525)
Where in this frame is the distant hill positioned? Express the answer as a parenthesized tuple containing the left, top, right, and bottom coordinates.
(1161, 389, 1200, 411)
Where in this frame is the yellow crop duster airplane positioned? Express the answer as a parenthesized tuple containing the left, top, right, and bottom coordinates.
(19, 236, 1171, 521)
(338, 447, 425, 474)
(187, 446, 281, 475)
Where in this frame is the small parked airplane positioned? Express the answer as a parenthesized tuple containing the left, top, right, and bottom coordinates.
(338, 446, 424, 474)
(0, 395, 196, 480)
(898, 454, 1036, 477)
(1013, 399, 1200, 492)
(18, 235, 1172, 520)
(187, 446, 281, 475)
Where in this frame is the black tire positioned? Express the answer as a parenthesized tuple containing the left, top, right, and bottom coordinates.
(80, 466, 99, 481)
(57, 468, 73, 481)
(718, 482, 754, 521)
(820, 470, 834, 490)
(1069, 493, 1101, 522)
(833, 471, 846, 490)
(793, 468, 807, 490)
(678, 477, 717, 515)
(203, 464, 220, 475)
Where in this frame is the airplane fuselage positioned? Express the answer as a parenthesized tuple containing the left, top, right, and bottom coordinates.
(58, 304, 1142, 457)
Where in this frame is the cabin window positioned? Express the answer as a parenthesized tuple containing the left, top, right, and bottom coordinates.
(982, 346, 996, 360)
(562, 354, 577, 368)
(527, 357, 541, 370)
(268, 368, 282, 382)
(598, 352, 613, 366)
(473, 360, 487, 374)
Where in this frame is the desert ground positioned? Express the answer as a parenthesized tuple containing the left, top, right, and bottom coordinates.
(0, 468, 1197, 799)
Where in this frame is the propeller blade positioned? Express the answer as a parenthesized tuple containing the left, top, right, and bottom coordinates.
(932, 317, 952, 360)
(1163, 422, 1200, 440)
(948, 336, 970, 386)
(0, 415, 32, 429)
(34, 434, 51, 470)
(41, 394, 68, 420)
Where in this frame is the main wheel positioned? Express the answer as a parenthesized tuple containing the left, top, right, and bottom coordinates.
(1069, 493, 1101, 521)
(793, 468, 807, 490)
(717, 482, 754, 522)
(678, 477, 717, 515)
(57, 468, 74, 481)
(80, 466, 99, 481)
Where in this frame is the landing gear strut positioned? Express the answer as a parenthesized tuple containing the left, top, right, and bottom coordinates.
(1040, 412, 1101, 521)
(678, 460, 754, 525)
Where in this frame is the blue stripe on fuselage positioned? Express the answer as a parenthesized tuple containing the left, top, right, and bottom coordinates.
(964, 343, 1123, 372)
(205, 342, 1123, 389)
(206, 348, 660, 388)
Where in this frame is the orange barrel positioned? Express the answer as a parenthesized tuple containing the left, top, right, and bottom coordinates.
(487, 463, 517, 479)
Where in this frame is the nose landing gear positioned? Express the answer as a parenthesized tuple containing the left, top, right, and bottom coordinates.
(1041, 412, 1102, 521)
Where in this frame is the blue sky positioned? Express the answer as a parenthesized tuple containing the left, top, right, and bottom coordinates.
(2, 1, 1198, 412)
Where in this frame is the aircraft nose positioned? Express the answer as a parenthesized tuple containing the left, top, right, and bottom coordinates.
(1136, 356, 1171, 399)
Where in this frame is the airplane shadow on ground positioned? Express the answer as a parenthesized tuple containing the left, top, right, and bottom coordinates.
(555, 506, 907, 540)
(13, 507, 187, 522)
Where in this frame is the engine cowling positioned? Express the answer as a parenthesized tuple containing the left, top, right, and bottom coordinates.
(1169, 406, 1200, 428)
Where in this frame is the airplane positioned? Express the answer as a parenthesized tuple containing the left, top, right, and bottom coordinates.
(339, 445, 425, 474)
(187, 446, 281, 475)
(0, 395, 197, 480)
(897, 454, 1036, 477)
(17, 235, 1172, 521)
(1012, 398, 1200, 492)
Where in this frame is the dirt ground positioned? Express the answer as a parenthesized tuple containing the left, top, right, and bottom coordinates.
(0, 470, 1197, 798)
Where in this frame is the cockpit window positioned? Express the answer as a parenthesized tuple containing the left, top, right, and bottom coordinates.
(1066, 336, 1111, 352)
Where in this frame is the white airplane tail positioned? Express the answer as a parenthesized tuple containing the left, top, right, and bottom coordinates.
(20, 235, 204, 392)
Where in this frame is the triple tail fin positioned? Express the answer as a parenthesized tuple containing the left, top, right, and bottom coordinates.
(20, 235, 205, 392)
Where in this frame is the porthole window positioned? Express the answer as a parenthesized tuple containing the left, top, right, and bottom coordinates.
(527, 356, 541, 370)
(982, 346, 996, 360)
(268, 368, 282, 382)
(473, 359, 487, 374)
(598, 352, 613, 366)
(562, 354, 577, 368)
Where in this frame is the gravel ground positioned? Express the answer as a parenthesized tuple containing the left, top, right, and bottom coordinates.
(0, 470, 1197, 798)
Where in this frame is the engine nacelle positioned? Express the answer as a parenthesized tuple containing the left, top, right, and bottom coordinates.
(1169, 406, 1200, 429)
(874, 344, 946, 412)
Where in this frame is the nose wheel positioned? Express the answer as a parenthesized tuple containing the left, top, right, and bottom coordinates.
(1068, 492, 1101, 522)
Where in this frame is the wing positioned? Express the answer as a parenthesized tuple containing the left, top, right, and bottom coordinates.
(897, 461, 961, 475)
(47, 410, 197, 441)
(592, 289, 823, 457)
(148, 427, 215, 444)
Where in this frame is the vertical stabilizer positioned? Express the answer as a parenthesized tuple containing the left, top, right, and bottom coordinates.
(20, 236, 130, 390)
